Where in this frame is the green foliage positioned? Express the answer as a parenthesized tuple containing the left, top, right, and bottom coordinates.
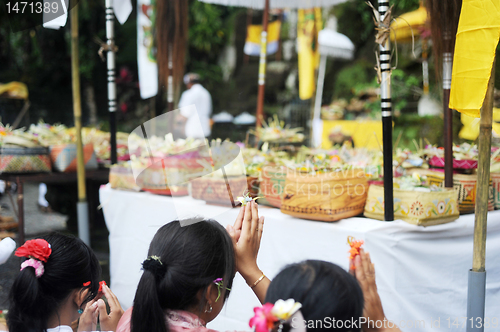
(392, 0, 420, 16)
(334, 60, 374, 99)
(352, 68, 421, 113)
(188, 1, 240, 57)
(185, 2, 243, 105)
(334, 0, 420, 49)
(394, 114, 444, 150)
(188, 60, 224, 93)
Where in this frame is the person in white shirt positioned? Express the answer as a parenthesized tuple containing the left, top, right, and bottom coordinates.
(177, 73, 213, 139)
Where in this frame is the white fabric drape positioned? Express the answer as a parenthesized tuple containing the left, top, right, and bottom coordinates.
(100, 185, 500, 332)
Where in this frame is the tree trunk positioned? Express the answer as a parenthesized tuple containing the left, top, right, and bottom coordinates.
(84, 84, 98, 126)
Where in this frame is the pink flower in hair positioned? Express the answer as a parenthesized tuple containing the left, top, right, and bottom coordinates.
(249, 303, 278, 332)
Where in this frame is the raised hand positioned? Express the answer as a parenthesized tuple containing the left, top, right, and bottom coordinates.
(96, 284, 124, 332)
(354, 250, 401, 332)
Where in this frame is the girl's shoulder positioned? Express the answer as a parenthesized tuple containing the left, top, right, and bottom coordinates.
(116, 307, 133, 332)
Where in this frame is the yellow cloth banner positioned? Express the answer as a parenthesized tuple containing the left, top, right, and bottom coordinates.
(322, 120, 384, 150)
(459, 108, 500, 140)
(0, 82, 28, 100)
(449, 0, 500, 117)
(390, 5, 427, 43)
(245, 21, 281, 56)
(297, 8, 322, 100)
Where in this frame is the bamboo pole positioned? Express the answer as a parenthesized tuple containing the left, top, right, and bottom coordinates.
(255, 0, 270, 130)
(71, 1, 90, 245)
(466, 56, 495, 332)
(472, 57, 495, 272)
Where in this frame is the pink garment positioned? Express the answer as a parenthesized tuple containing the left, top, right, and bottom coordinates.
(116, 307, 229, 332)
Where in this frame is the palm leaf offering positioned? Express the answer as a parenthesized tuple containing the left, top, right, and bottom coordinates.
(250, 115, 304, 143)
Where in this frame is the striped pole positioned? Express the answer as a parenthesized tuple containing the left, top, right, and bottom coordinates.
(379, 0, 394, 221)
(106, 0, 117, 164)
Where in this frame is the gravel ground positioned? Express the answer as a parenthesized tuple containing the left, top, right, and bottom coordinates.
(0, 182, 110, 310)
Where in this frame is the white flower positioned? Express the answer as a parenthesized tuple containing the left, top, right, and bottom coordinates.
(271, 299, 302, 320)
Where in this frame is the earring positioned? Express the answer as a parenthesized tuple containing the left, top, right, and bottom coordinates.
(78, 308, 83, 314)
(205, 304, 212, 313)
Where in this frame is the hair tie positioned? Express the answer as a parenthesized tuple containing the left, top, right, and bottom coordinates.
(15, 239, 52, 278)
(20, 258, 45, 277)
(142, 255, 167, 278)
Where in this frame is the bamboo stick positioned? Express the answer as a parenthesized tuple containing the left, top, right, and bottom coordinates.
(71, 1, 86, 202)
(472, 57, 495, 272)
(255, 0, 270, 131)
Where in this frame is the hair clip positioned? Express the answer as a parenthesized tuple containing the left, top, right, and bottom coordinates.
(213, 278, 231, 302)
(83, 281, 91, 287)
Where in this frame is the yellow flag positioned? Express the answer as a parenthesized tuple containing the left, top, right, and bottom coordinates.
(449, 0, 500, 117)
(297, 8, 322, 100)
(244, 21, 282, 56)
(459, 108, 500, 140)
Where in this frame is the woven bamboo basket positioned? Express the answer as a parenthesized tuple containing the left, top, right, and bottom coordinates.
(425, 171, 494, 213)
(280, 169, 368, 222)
(259, 165, 287, 208)
(364, 185, 459, 226)
(50, 143, 97, 172)
(191, 176, 249, 205)
(109, 164, 141, 191)
(0, 147, 51, 173)
(491, 172, 500, 209)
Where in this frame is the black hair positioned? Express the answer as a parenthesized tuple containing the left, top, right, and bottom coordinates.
(265, 260, 364, 332)
(131, 219, 235, 332)
(8, 232, 101, 332)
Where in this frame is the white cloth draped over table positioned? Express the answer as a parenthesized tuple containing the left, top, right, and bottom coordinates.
(100, 185, 500, 332)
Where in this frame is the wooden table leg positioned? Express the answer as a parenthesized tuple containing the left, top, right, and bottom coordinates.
(17, 177, 24, 244)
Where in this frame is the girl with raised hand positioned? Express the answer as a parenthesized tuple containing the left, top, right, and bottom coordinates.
(252, 251, 401, 332)
(6, 232, 123, 332)
(116, 200, 267, 332)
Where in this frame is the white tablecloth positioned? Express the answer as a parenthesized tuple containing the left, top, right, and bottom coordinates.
(100, 185, 500, 332)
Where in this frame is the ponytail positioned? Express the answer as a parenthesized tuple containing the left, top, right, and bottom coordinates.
(131, 270, 168, 332)
(8, 267, 47, 332)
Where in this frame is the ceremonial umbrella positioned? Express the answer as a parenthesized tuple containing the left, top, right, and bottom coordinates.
(312, 28, 355, 147)
(449, 0, 500, 328)
(198, 0, 348, 129)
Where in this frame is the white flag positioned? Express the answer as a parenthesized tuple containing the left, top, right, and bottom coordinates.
(43, 0, 68, 29)
(113, 0, 133, 25)
(137, 0, 158, 99)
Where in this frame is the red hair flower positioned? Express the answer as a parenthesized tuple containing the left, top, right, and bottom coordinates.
(249, 303, 278, 332)
(15, 239, 52, 263)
